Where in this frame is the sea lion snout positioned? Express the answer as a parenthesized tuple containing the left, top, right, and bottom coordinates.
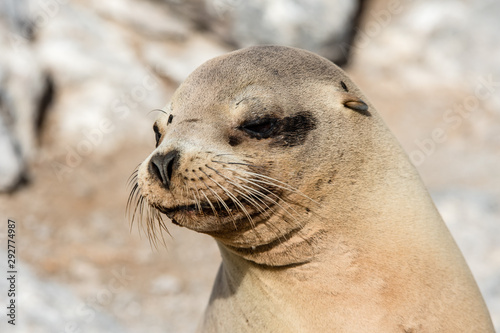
(148, 149, 180, 189)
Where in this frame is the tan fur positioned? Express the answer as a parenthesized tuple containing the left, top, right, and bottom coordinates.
(133, 46, 494, 332)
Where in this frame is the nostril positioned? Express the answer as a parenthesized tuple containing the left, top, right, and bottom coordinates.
(166, 156, 175, 184)
(149, 159, 163, 183)
(148, 150, 180, 189)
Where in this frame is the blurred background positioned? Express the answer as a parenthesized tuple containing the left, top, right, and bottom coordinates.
(0, 0, 499, 332)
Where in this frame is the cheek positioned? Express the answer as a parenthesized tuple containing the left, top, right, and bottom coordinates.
(269, 151, 313, 181)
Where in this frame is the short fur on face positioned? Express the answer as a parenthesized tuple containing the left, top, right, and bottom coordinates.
(128, 46, 494, 332)
(131, 45, 370, 241)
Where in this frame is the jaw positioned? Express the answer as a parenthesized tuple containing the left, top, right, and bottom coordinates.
(150, 196, 322, 267)
(159, 204, 266, 234)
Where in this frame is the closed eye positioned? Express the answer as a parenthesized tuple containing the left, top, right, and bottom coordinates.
(239, 117, 278, 139)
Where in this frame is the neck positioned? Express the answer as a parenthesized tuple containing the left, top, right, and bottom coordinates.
(211, 205, 327, 267)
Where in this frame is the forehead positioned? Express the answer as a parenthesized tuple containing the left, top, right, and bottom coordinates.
(164, 87, 284, 126)
(160, 47, 348, 126)
(172, 47, 339, 104)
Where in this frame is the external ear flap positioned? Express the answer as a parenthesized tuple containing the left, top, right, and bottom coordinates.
(344, 100, 368, 112)
(341, 94, 371, 116)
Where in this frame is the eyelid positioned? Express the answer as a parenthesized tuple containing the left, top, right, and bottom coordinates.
(241, 117, 276, 128)
(239, 117, 278, 138)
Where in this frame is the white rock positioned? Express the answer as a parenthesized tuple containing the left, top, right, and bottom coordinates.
(0, 253, 126, 333)
(150, 274, 182, 295)
(0, 1, 48, 191)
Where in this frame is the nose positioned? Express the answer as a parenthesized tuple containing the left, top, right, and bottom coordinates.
(148, 150, 180, 189)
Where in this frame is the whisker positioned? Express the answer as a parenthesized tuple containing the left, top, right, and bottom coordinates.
(148, 108, 168, 116)
(237, 178, 304, 228)
(127, 193, 139, 232)
(222, 169, 304, 244)
(190, 188, 202, 213)
(213, 153, 254, 159)
(204, 166, 292, 243)
(229, 168, 320, 205)
(205, 166, 269, 219)
(148, 205, 168, 248)
(200, 189, 219, 218)
(126, 183, 137, 212)
(126, 165, 143, 230)
(203, 166, 256, 224)
(130, 192, 143, 227)
(238, 184, 274, 214)
(209, 176, 254, 228)
(211, 160, 262, 169)
(206, 165, 305, 228)
(235, 185, 286, 242)
(127, 165, 140, 186)
(198, 170, 238, 228)
(126, 165, 175, 249)
(233, 188, 269, 217)
(139, 196, 145, 226)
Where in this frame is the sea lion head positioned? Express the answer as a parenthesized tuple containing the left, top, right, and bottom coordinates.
(129, 45, 376, 265)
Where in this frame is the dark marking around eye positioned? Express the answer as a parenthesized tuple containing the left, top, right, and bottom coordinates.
(168, 114, 173, 124)
(273, 111, 317, 147)
(228, 135, 242, 147)
(340, 81, 348, 92)
(239, 117, 278, 139)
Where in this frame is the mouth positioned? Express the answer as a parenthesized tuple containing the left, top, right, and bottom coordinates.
(154, 196, 256, 219)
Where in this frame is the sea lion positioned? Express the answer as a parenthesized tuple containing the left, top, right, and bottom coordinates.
(129, 45, 494, 332)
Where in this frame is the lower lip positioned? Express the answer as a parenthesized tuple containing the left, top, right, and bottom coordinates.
(163, 206, 228, 218)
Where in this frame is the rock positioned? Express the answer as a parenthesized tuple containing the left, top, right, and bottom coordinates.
(0, 253, 126, 333)
(150, 274, 183, 295)
(348, 0, 500, 193)
(1, 0, 230, 189)
(30, 0, 229, 180)
(0, 0, 49, 192)
(0, 109, 24, 191)
(88, 0, 193, 40)
(166, 0, 363, 65)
